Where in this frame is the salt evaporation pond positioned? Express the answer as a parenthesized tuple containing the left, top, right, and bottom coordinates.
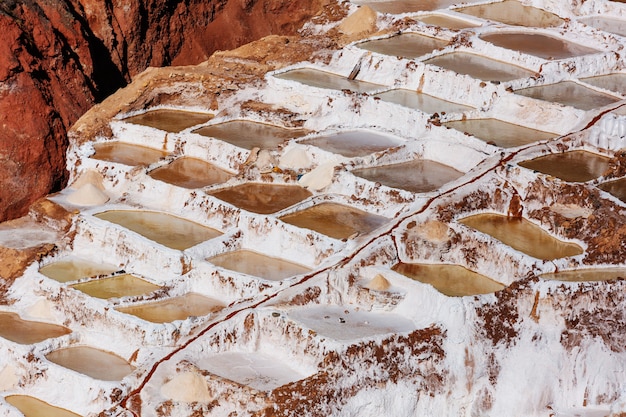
(209, 183, 312, 214)
(274, 68, 383, 93)
(357, 0, 463, 13)
(443, 118, 556, 148)
(5, 395, 81, 417)
(208, 250, 311, 281)
(279, 202, 389, 240)
(374, 89, 474, 114)
(39, 258, 119, 283)
(149, 157, 234, 189)
(515, 81, 620, 110)
(0, 312, 70, 345)
(356, 33, 447, 59)
(91, 142, 167, 166)
(122, 109, 213, 133)
(46, 346, 134, 381)
(416, 14, 481, 30)
(479, 32, 599, 60)
(580, 16, 626, 37)
(424, 52, 534, 82)
(194, 120, 309, 150)
(580, 73, 626, 95)
(455, 0, 564, 27)
(195, 352, 310, 391)
(286, 305, 414, 341)
(352, 159, 464, 193)
(540, 268, 626, 282)
(70, 274, 161, 299)
(518, 150, 611, 182)
(116, 293, 224, 323)
(300, 130, 403, 157)
(392, 263, 504, 296)
(599, 177, 626, 202)
(94, 210, 222, 250)
(459, 213, 583, 260)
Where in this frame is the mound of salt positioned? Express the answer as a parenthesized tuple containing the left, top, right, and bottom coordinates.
(67, 183, 109, 206)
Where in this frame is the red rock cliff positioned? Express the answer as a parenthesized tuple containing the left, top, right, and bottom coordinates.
(0, 0, 326, 222)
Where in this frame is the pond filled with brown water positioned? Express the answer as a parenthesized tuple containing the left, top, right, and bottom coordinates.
(149, 157, 234, 189)
(352, 159, 464, 193)
(416, 14, 481, 30)
(279, 202, 389, 240)
(209, 183, 312, 214)
(392, 263, 504, 296)
(580, 16, 626, 37)
(95, 210, 222, 250)
(443, 118, 556, 148)
(116, 293, 224, 323)
(374, 89, 474, 114)
(39, 258, 119, 283)
(0, 312, 70, 344)
(599, 177, 626, 202)
(208, 250, 311, 281)
(424, 52, 534, 82)
(479, 32, 599, 60)
(46, 346, 134, 381)
(300, 131, 403, 157)
(70, 274, 161, 299)
(357, 33, 447, 59)
(456, 0, 564, 27)
(122, 109, 213, 133)
(5, 395, 82, 417)
(519, 150, 611, 182)
(459, 213, 583, 260)
(274, 68, 383, 93)
(580, 73, 626, 95)
(91, 142, 167, 166)
(194, 121, 309, 150)
(357, 0, 464, 13)
(515, 81, 620, 110)
(541, 268, 626, 282)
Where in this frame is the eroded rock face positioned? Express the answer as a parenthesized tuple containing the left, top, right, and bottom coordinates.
(0, 0, 326, 222)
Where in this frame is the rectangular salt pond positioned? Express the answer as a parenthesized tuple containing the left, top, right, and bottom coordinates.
(459, 213, 583, 260)
(46, 346, 134, 381)
(122, 109, 213, 133)
(207, 250, 311, 281)
(274, 68, 383, 93)
(94, 210, 222, 250)
(356, 33, 448, 59)
(5, 396, 82, 417)
(580, 73, 626, 95)
(599, 177, 626, 202)
(91, 142, 168, 166)
(208, 183, 312, 214)
(356, 0, 462, 13)
(518, 150, 611, 182)
(455, 0, 564, 28)
(416, 14, 480, 30)
(0, 312, 70, 344)
(515, 81, 620, 110)
(116, 293, 224, 323)
(443, 118, 556, 148)
(149, 157, 234, 189)
(39, 258, 119, 283)
(479, 32, 600, 60)
(194, 120, 309, 150)
(424, 52, 534, 82)
(374, 89, 474, 114)
(70, 274, 161, 299)
(579, 16, 626, 37)
(540, 268, 626, 282)
(351, 159, 464, 193)
(300, 130, 403, 157)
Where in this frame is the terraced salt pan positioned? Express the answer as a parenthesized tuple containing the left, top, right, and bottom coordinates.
(208, 183, 312, 214)
(207, 250, 311, 281)
(70, 274, 161, 299)
(479, 32, 600, 60)
(443, 118, 557, 148)
(416, 14, 481, 30)
(149, 157, 234, 189)
(515, 81, 621, 110)
(273, 68, 384, 93)
(5, 395, 81, 417)
(580, 16, 626, 37)
(0, 312, 70, 345)
(424, 52, 535, 82)
(194, 120, 309, 150)
(374, 89, 474, 114)
(355, 0, 461, 13)
(599, 177, 626, 202)
(518, 150, 611, 182)
(46, 346, 135, 381)
(356, 33, 448, 59)
(39, 257, 119, 283)
(455, 0, 565, 27)
(580, 73, 626, 95)
(116, 293, 224, 323)
(91, 142, 168, 166)
(122, 109, 213, 133)
(299, 130, 404, 158)
(541, 268, 626, 282)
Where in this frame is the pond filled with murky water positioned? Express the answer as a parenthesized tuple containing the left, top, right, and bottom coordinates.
(357, 0, 464, 13)
(374, 89, 473, 114)
(46, 346, 134, 381)
(540, 268, 626, 282)
(352, 159, 464, 193)
(357, 33, 447, 59)
(122, 109, 213, 133)
(194, 120, 309, 150)
(518, 150, 610, 182)
(515, 81, 620, 110)
(70, 274, 161, 299)
(208, 250, 311, 281)
(0, 312, 70, 345)
(39, 258, 119, 283)
(456, 0, 564, 27)
(300, 130, 403, 157)
(279, 202, 389, 240)
(459, 213, 583, 260)
(599, 177, 626, 202)
(424, 52, 534, 82)
(5, 395, 82, 417)
(392, 263, 504, 296)
(443, 118, 556, 148)
(479, 32, 599, 59)
(116, 293, 224, 323)
(416, 14, 481, 30)
(149, 157, 234, 189)
(580, 16, 626, 37)
(91, 142, 168, 166)
(580, 73, 626, 95)
(274, 68, 383, 93)
(209, 183, 312, 214)
(95, 210, 222, 250)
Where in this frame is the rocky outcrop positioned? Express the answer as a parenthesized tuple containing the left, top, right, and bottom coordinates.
(0, 0, 327, 223)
